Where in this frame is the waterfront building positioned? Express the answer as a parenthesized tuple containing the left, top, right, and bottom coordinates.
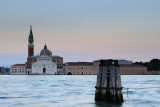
(64, 60, 150, 75)
(64, 61, 99, 75)
(32, 45, 57, 74)
(10, 26, 63, 75)
(120, 64, 149, 75)
(10, 64, 26, 75)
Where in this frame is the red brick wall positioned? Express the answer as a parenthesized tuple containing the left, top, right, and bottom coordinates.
(28, 47, 34, 57)
(52, 58, 63, 68)
(26, 58, 36, 68)
(120, 65, 149, 75)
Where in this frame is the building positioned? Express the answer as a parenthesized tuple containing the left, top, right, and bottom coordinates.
(32, 45, 57, 75)
(10, 26, 63, 75)
(10, 64, 26, 75)
(64, 61, 99, 75)
(120, 64, 149, 75)
(118, 60, 150, 75)
(64, 60, 152, 75)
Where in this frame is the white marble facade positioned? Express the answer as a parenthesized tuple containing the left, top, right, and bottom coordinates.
(31, 45, 57, 75)
(32, 56, 57, 74)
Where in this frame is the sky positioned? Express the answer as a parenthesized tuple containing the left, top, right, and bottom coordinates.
(0, 0, 160, 66)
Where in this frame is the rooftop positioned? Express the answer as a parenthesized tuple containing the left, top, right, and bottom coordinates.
(12, 64, 25, 66)
(120, 64, 146, 67)
(30, 55, 63, 59)
(65, 62, 93, 66)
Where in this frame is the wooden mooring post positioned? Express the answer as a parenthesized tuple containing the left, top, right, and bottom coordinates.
(95, 59, 123, 103)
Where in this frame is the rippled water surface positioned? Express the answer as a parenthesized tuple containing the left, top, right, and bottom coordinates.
(0, 75, 160, 107)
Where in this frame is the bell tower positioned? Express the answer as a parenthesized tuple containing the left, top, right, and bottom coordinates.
(28, 26, 34, 57)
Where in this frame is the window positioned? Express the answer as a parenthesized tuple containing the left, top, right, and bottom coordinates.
(81, 66, 84, 69)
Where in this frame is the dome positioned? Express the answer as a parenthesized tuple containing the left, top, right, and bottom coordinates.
(40, 44, 52, 56)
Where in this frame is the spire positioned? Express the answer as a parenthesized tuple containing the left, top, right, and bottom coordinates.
(28, 25, 34, 43)
(44, 44, 47, 49)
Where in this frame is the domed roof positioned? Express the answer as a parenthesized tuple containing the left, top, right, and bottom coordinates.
(40, 44, 52, 56)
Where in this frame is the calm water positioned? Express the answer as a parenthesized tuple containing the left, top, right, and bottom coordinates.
(0, 75, 160, 107)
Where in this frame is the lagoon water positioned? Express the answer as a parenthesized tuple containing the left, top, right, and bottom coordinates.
(0, 75, 160, 107)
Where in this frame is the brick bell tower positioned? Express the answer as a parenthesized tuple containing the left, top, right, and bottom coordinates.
(28, 26, 34, 57)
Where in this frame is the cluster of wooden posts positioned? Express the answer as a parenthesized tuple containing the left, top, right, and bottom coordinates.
(95, 59, 123, 103)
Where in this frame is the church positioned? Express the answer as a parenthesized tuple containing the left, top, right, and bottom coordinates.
(10, 26, 63, 75)
(31, 44, 57, 75)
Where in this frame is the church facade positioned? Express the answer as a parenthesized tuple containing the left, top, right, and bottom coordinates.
(32, 45, 57, 75)
(10, 26, 63, 75)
